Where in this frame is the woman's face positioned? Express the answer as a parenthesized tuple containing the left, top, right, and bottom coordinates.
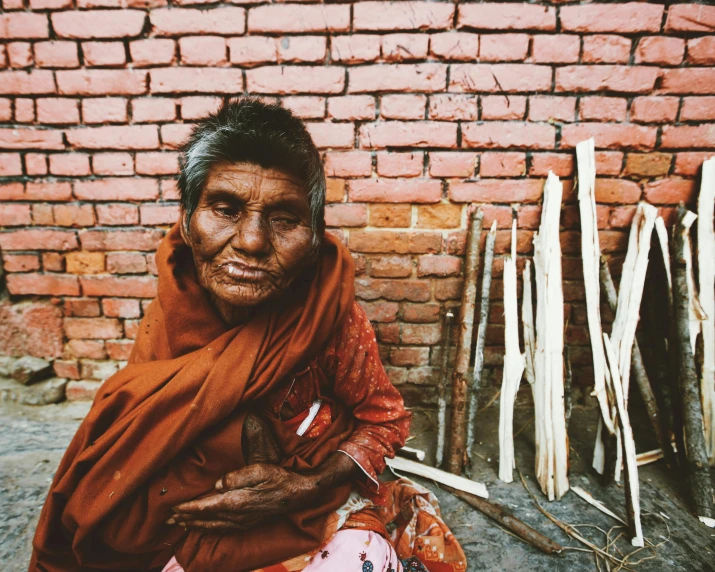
(182, 162, 314, 308)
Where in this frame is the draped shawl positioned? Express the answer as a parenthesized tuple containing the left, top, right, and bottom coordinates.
(31, 224, 357, 572)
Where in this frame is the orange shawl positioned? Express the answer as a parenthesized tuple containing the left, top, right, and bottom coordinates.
(31, 225, 357, 572)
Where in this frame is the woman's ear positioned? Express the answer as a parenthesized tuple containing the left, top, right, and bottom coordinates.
(179, 209, 191, 246)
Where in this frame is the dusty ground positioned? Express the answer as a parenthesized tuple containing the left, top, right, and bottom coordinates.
(1, 392, 714, 572)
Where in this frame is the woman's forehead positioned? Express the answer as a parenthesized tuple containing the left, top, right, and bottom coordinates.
(203, 162, 308, 203)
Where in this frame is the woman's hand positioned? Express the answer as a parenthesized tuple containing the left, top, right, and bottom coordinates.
(169, 463, 319, 531)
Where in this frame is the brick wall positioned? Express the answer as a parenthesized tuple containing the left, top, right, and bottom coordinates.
(0, 0, 713, 403)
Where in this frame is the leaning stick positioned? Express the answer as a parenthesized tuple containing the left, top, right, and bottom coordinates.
(599, 256, 669, 464)
(672, 205, 714, 518)
(697, 157, 715, 463)
(443, 485, 564, 555)
(447, 208, 484, 475)
(466, 220, 497, 472)
(564, 346, 573, 428)
(436, 308, 455, 468)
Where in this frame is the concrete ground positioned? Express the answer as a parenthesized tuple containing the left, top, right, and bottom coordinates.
(1, 392, 714, 572)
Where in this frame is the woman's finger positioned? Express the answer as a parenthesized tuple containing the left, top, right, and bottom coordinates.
(216, 464, 270, 491)
(182, 519, 242, 531)
(174, 492, 230, 515)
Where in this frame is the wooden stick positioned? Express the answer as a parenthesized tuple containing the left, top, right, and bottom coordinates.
(654, 216, 673, 304)
(499, 218, 525, 483)
(604, 333, 644, 547)
(564, 346, 573, 428)
(386, 455, 488, 499)
(532, 171, 569, 500)
(436, 308, 455, 468)
(443, 485, 564, 555)
(447, 208, 484, 475)
(466, 220, 497, 472)
(398, 446, 426, 462)
(599, 256, 670, 464)
(672, 204, 714, 518)
(571, 485, 627, 525)
(697, 157, 715, 464)
(636, 449, 664, 466)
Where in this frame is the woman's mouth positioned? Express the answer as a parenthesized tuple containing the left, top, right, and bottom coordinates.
(219, 261, 270, 282)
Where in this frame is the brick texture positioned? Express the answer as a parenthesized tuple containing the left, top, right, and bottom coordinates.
(0, 1, 713, 404)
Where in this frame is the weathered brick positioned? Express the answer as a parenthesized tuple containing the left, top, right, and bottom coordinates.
(661, 125, 715, 149)
(34, 41, 79, 68)
(105, 340, 134, 361)
(382, 34, 428, 63)
(556, 66, 658, 93)
(249, 4, 349, 33)
(79, 228, 163, 251)
(429, 152, 477, 178)
(430, 32, 479, 61)
(68, 340, 106, 360)
(579, 97, 627, 122)
(0, 12, 49, 39)
(327, 96, 375, 121)
(74, 178, 157, 201)
(52, 10, 145, 39)
(481, 96, 526, 120)
(151, 68, 243, 94)
(376, 152, 423, 177)
(65, 251, 104, 274)
(531, 35, 580, 64)
(53, 203, 95, 227)
(305, 123, 354, 149)
(458, 4, 556, 31)
(15, 98, 35, 122)
(106, 252, 147, 274)
(560, 3, 663, 33)
(67, 125, 159, 150)
(561, 124, 657, 150)
(480, 152, 526, 177)
(381, 94, 426, 120)
(0, 153, 22, 176)
(659, 68, 715, 95)
(594, 179, 641, 204)
(95, 203, 139, 225)
(0, 204, 32, 227)
(0, 229, 77, 251)
(130, 39, 176, 67)
(369, 255, 412, 278)
(354, 2, 454, 31)
(349, 64, 446, 93)
(81, 275, 157, 298)
(349, 179, 440, 203)
(674, 152, 715, 176)
(65, 317, 122, 339)
(324, 203, 367, 228)
(355, 278, 431, 303)
(528, 96, 576, 123)
(179, 36, 227, 66)
(8, 42, 33, 68)
(450, 64, 552, 93)
(24, 154, 48, 175)
(480, 34, 529, 62)
(359, 122, 457, 149)
(247, 66, 343, 94)
(324, 151, 372, 178)
(6, 273, 79, 296)
(428, 94, 478, 121)
(630, 96, 679, 123)
(349, 231, 442, 254)
(369, 205, 411, 229)
(281, 97, 325, 120)
(135, 152, 179, 175)
(81, 97, 127, 123)
(180, 96, 222, 120)
(402, 303, 440, 323)
(65, 380, 102, 402)
(92, 152, 133, 175)
(462, 122, 555, 150)
(139, 203, 179, 226)
(416, 203, 463, 229)
(643, 178, 697, 204)
(390, 346, 429, 366)
(0, 70, 56, 94)
(401, 323, 441, 345)
(330, 36, 380, 65)
(82, 41, 126, 67)
(687, 37, 715, 66)
(623, 153, 672, 178)
(151, 7, 246, 36)
(636, 36, 685, 65)
(665, 4, 715, 33)
(36, 97, 79, 124)
(57, 69, 146, 95)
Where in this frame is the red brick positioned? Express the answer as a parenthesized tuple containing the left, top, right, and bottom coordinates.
(65, 317, 122, 339)
(92, 152, 133, 175)
(330, 36, 380, 65)
(327, 96, 375, 121)
(135, 152, 179, 175)
(81, 97, 127, 123)
(130, 39, 176, 67)
(416, 255, 461, 278)
(179, 36, 226, 66)
(49, 153, 90, 177)
(630, 96, 679, 123)
(82, 42, 126, 67)
(32, 203, 54, 226)
(349, 179, 440, 203)
(1, 0, 22, 9)
(416, 203, 463, 229)
(561, 124, 657, 150)
(661, 125, 715, 149)
(579, 97, 627, 122)
(623, 153, 672, 178)
(67, 125, 159, 150)
(659, 69, 715, 95)
(382, 34, 428, 62)
(16, 181, 73, 201)
(81, 275, 157, 298)
(160, 124, 193, 149)
(65, 380, 102, 402)
(278, 37, 326, 64)
(349, 231, 441, 254)
(0, 229, 77, 250)
(139, 203, 179, 225)
(305, 123, 353, 149)
(369, 205, 411, 228)
(324, 151, 372, 178)
(249, 4, 348, 33)
(53, 360, 81, 381)
(354, 2, 453, 31)
(36, 97, 79, 124)
(665, 4, 715, 33)
(7, 273, 79, 296)
(57, 70, 146, 95)
(481, 95, 526, 120)
(0, 204, 31, 226)
(429, 152, 477, 178)
(60, 251, 102, 275)
(674, 152, 715, 176)
(151, 7, 246, 36)
(643, 178, 697, 204)
(528, 96, 576, 122)
(355, 278, 431, 303)
(0, 98, 10, 121)
(24, 154, 47, 175)
(556, 66, 658, 93)
(0, 13, 49, 39)
(594, 179, 641, 204)
(34, 41, 79, 68)
(68, 340, 107, 360)
(479, 34, 529, 62)
(151, 67, 243, 94)
(359, 122, 457, 149)
(376, 152, 423, 177)
(0, 70, 56, 94)
(369, 255, 412, 278)
(458, 4, 556, 31)
(390, 347, 429, 366)
(53, 203, 95, 227)
(180, 96, 222, 120)
(531, 35, 580, 64)
(582, 35, 631, 64)
(30, 0, 74, 8)
(560, 3, 663, 33)
(79, 228, 163, 251)
(401, 323, 441, 345)
(687, 37, 715, 66)
(8, 42, 33, 68)
(124, 319, 140, 339)
(105, 340, 134, 361)
(106, 252, 147, 274)
(247, 66, 343, 95)
(15, 98, 35, 122)
(480, 152, 526, 177)
(324, 203, 367, 228)
(635, 36, 685, 65)
(349, 64, 446, 94)
(428, 94, 478, 121)
(430, 32, 479, 61)
(480, 204, 517, 229)
(609, 206, 638, 229)
(95, 203, 139, 225)
(450, 64, 552, 93)
(449, 179, 544, 203)
(402, 303, 440, 323)
(597, 152, 625, 175)
(74, 178, 157, 201)
(680, 97, 715, 121)
(381, 95, 426, 120)
(462, 122, 555, 150)
(103, 297, 141, 319)
(52, 10, 145, 39)
(0, 153, 22, 176)
(131, 98, 176, 123)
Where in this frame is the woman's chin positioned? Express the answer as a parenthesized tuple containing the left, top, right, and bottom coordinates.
(212, 283, 277, 308)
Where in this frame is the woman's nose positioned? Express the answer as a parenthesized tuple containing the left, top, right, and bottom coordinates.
(232, 212, 270, 257)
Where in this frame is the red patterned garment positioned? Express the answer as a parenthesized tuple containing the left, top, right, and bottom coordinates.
(266, 300, 412, 491)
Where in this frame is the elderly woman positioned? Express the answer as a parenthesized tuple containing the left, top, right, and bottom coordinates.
(31, 99, 466, 572)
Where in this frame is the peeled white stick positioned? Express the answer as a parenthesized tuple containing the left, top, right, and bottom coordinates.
(697, 157, 715, 463)
(386, 456, 489, 500)
(654, 216, 673, 304)
(681, 210, 707, 354)
(532, 171, 569, 501)
(571, 486, 626, 525)
(499, 219, 525, 483)
(576, 138, 615, 436)
(604, 333, 644, 548)
(523, 260, 540, 468)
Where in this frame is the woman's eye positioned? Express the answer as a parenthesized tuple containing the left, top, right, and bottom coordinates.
(271, 216, 298, 227)
(215, 206, 238, 218)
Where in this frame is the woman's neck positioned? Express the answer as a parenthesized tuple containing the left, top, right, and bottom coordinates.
(210, 295, 256, 327)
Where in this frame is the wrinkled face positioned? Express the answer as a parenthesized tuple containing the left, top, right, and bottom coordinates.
(182, 162, 314, 308)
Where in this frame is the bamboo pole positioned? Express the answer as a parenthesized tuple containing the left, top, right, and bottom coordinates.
(466, 220, 497, 473)
(447, 208, 484, 475)
(672, 205, 714, 518)
(436, 308, 454, 468)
